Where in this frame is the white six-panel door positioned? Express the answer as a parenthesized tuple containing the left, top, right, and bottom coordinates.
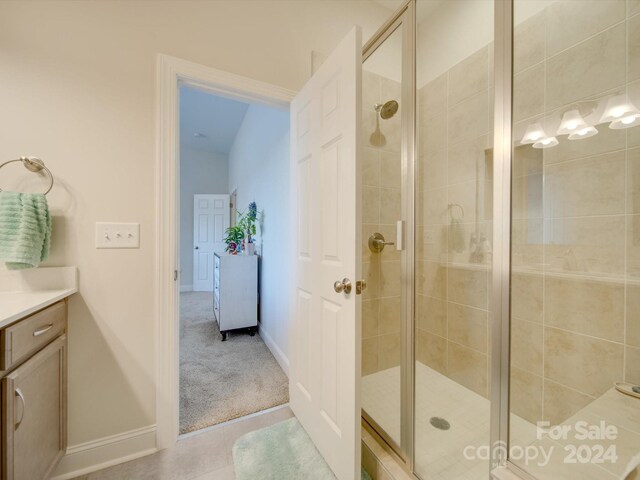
(289, 27, 362, 480)
(193, 194, 230, 291)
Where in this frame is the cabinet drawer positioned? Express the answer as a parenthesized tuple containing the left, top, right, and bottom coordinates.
(1, 301, 66, 371)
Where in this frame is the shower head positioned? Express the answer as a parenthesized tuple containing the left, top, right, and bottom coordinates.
(375, 100, 399, 120)
(370, 100, 398, 147)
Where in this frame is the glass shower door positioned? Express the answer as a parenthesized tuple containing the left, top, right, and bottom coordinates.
(414, 0, 495, 478)
(508, 0, 640, 478)
(360, 13, 409, 458)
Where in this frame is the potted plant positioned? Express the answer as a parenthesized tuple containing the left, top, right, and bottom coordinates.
(224, 224, 244, 254)
(224, 203, 259, 255)
(238, 202, 258, 255)
(243, 202, 258, 255)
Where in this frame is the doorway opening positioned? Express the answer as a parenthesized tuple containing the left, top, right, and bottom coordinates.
(178, 83, 290, 435)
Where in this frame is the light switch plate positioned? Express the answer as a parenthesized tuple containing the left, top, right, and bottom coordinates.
(96, 223, 140, 249)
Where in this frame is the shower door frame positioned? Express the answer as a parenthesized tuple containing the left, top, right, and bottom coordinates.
(361, 0, 416, 467)
(361, 0, 532, 479)
(490, 0, 516, 476)
(491, 2, 539, 479)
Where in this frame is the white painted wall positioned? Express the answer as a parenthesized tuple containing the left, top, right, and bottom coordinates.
(0, 0, 393, 475)
(179, 148, 229, 290)
(228, 105, 291, 373)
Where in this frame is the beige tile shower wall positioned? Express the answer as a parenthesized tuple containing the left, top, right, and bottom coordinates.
(362, 70, 402, 376)
(415, 0, 640, 426)
(415, 44, 493, 399)
(510, 0, 640, 426)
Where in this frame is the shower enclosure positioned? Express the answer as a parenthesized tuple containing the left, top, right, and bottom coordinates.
(360, 1, 640, 479)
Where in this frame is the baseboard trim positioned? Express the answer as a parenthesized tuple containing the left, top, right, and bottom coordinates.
(258, 326, 289, 377)
(180, 284, 193, 292)
(50, 424, 157, 480)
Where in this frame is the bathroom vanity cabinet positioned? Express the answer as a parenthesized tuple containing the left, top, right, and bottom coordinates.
(0, 300, 67, 480)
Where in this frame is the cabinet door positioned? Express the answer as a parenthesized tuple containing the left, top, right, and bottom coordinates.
(2, 335, 66, 480)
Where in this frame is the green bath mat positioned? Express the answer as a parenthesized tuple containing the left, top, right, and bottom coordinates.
(233, 417, 372, 480)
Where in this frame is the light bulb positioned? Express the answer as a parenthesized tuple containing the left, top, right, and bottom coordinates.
(532, 136, 559, 149)
(568, 125, 598, 140)
(600, 93, 640, 123)
(609, 114, 640, 129)
(611, 107, 626, 118)
(557, 109, 588, 135)
(521, 122, 546, 144)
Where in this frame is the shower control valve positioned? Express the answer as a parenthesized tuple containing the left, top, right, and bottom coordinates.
(368, 232, 395, 253)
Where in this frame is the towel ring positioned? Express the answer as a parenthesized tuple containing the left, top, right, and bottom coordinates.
(0, 157, 54, 196)
(448, 203, 464, 220)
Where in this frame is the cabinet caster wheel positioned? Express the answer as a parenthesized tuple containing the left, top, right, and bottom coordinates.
(249, 328, 255, 337)
(221, 332, 227, 341)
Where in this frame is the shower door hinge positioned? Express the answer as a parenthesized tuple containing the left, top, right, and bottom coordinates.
(174, 270, 178, 281)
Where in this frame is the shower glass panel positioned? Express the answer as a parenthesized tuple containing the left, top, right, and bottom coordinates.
(508, 0, 640, 478)
(361, 21, 406, 453)
(415, 0, 494, 478)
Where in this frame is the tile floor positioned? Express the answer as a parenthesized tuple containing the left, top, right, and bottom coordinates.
(363, 364, 640, 480)
(362, 363, 538, 480)
(72, 364, 640, 480)
(73, 406, 294, 480)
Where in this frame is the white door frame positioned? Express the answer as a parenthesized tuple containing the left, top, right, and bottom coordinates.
(155, 53, 295, 449)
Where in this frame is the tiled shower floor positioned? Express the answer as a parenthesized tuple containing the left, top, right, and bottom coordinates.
(362, 363, 538, 480)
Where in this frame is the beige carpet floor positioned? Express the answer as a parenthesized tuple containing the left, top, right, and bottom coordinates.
(179, 292, 289, 434)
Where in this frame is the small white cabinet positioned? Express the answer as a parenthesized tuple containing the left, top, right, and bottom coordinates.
(213, 253, 258, 341)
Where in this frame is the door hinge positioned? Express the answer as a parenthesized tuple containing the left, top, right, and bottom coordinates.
(174, 270, 178, 281)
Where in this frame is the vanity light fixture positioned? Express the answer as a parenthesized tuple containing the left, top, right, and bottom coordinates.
(600, 93, 640, 128)
(568, 125, 598, 140)
(557, 109, 589, 135)
(532, 136, 559, 149)
(520, 122, 546, 144)
(609, 114, 640, 129)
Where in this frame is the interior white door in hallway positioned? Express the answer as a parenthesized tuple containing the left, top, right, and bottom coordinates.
(193, 194, 230, 291)
(289, 27, 362, 480)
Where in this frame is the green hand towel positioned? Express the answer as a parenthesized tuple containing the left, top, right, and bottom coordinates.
(0, 191, 52, 270)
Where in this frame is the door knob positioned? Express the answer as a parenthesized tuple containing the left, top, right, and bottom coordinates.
(334, 278, 352, 294)
(194, 246, 199, 250)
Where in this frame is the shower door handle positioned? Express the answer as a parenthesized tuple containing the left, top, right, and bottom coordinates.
(396, 220, 404, 251)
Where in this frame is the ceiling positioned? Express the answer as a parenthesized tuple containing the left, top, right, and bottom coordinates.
(179, 84, 250, 155)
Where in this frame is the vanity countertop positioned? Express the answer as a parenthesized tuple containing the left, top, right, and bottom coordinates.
(0, 266, 77, 328)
